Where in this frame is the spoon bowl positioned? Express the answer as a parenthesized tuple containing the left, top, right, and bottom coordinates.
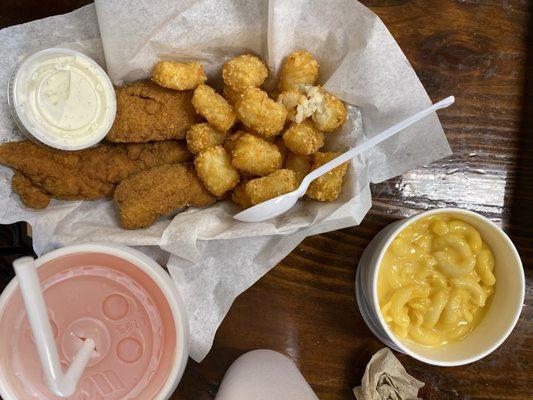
(234, 190, 300, 222)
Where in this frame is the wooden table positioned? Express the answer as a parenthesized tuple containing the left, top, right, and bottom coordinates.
(1, 1, 531, 399)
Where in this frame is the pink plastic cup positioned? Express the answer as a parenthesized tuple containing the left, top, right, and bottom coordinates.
(0, 243, 189, 399)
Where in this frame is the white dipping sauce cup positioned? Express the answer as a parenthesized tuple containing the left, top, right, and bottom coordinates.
(8, 48, 116, 151)
(356, 208, 525, 366)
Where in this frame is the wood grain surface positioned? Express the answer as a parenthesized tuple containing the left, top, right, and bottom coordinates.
(0, 1, 531, 399)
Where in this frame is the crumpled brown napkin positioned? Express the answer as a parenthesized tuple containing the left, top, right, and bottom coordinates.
(353, 348, 424, 400)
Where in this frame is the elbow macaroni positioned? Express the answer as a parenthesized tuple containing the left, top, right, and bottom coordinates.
(378, 215, 496, 346)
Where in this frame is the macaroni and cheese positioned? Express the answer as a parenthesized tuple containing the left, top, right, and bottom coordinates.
(378, 215, 496, 346)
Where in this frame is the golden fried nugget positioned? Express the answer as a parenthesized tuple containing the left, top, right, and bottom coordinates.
(186, 123, 228, 155)
(278, 51, 319, 92)
(285, 153, 312, 183)
(277, 89, 308, 122)
(222, 54, 268, 92)
(108, 81, 197, 142)
(223, 84, 243, 105)
(194, 146, 240, 196)
(152, 61, 207, 90)
(223, 131, 245, 153)
(246, 169, 298, 205)
(114, 163, 215, 229)
(235, 87, 287, 137)
(312, 91, 347, 132)
(231, 133, 282, 176)
(192, 84, 237, 132)
(306, 152, 349, 201)
(12, 171, 51, 209)
(231, 181, 252, 209)
(283, 120, 324, 155)
(0, 140, 191, 202)
(275, 137, 289, 165)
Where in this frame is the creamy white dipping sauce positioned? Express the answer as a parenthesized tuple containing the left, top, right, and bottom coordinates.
(9, 48, 116, 150)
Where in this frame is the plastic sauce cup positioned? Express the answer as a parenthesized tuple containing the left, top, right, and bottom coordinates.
(8, 48, 116, 151)
(356, 208, 525, 366)
(0, 243, 189, 399)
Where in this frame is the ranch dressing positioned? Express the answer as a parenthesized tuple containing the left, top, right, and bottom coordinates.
(8, 48, 116, 150)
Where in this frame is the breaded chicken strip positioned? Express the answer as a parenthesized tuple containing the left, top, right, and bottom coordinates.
(114, 163, 215, 229)
(107, 81, 197, 142)
(0, 140, 191, 202)
(152, 61, 206, 90)
(12, 171, 51, 209)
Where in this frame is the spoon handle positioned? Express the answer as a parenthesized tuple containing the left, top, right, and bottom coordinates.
(300, 96, 455, 191)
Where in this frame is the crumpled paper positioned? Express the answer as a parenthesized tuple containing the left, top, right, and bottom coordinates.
(353, 348, 425, 400)
(0, 1, 451, 361)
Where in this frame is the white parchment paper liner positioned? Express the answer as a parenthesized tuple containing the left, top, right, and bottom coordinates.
(0, 1, 451, 361)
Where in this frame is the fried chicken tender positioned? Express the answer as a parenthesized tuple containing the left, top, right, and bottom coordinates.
(283, 120, 324, 155)
(114, 163, 215, 229)
(223, 85, 243, 105)
(192, 84, 237, 132)
(285, 153, 312, 184)
(306, 152, 349, 201)
(0, 140, 192, 202)
(278, 51, 319, 92)
(312, 91, 347, 132)
(231, 133, 282, 176)
(152, 61, 207, 90)
(222, 54, 268, 92)
(231, 180, 252, 209)
(194, 146, 240, 197)
(277, 89, 308, 123)
(246, 169, 298, 205)
(186, 123, 228, 155)
(108, 81, 197, 142)
(12, 171, 51, 209)
(235, 87, 287, 137)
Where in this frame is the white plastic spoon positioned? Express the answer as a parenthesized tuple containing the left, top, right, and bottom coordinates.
(13, 257, 96, 398)
(234, 96, 455, 223)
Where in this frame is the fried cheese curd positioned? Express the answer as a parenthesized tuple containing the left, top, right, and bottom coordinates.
(285, 153, 312, 184)
(152, 61, 207, 90)
(282, 120, 324, 155)
(231, 133, 283, 176)
(192, 84, 237, 132)
(306, 152, 349, 201)
(194, 145, 240, 197)
(278, 51, 319, 92)
(235, 87, 287, 137)
(186, 122, 228, 155)
(245, 169, 298, 205)
(223, 54, 268, 92)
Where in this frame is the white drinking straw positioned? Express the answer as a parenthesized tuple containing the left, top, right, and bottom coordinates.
(13, 257, 95, 397)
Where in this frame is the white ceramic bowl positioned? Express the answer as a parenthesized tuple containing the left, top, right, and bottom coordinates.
(356, 208, 525, 366)
(0, 243, 189, 400)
